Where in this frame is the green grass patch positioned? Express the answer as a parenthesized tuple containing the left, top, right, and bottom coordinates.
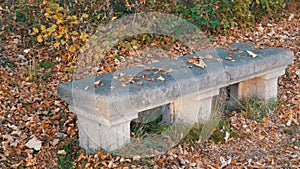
(40, 61, 55, 69)
(57, 139, 80, 169)
(240, 97, 279, 123)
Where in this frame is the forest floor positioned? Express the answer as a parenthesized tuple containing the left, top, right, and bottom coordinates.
(0, 2, 299, 169)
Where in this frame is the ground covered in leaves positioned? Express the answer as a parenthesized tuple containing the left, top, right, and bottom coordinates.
(0, 2, 299, 169)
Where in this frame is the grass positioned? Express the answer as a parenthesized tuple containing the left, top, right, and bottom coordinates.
(57, 139, 80, 169)
(28, 59, 54, 81)
(283, 126, 298, 135)
(239, 97, 279, 123)
(184, 97, 279, 144)
(56, 96, 281, 167)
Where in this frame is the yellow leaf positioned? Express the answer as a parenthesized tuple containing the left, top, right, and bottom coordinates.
(57, 19, 63, 24)
(41, 25, 46, 33)
(54, 42, 60, 48)
(46, 25, 57, 34)
(72, 31, 79, 35)
(37, 35, 43, 42)
(43, 34, 48, 39)
(56, 6, 64, 13)
(68, 45, 76, 53)
(80, 31, 88, 41)
(82, 13, 89, 19)
(30, 27, 39, 35)
(55, 33, 63, 39)
(70, 20, 79, 24)
(65, 33, 69, 40)
(111, 16, 117, 20)
(44, 13, 50, 18)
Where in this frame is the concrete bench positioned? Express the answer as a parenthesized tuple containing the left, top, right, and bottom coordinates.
(57, 42, 294, 152)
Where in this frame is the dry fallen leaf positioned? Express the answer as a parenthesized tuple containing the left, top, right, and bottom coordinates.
(230, 47, 239, 51)
(224, 131, 230, 143)
(94, 80, 104, 88)
(145, 67, 155, 71)
(247, 50, 258, 58)
(158, 68, 168, 72)
(204, 54, 215, 60)
(148, 78, 155, 82)
(23, 48, 30, 53)
(133, 155, 141, 161)
(57, 150, 66, 155)
(254, 45, 260, 49)
(157, 76, 165, 81)
(137, 81, 143, 86)
(25, 137, 42, 151)
(226, 57, 233, 61)
(194, 59, 207, 68)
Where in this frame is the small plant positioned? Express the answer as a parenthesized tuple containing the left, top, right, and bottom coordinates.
(28, 58, 39, 81)
(0, 57, 14, 68)
(131, 115, 170, 139)
(283, 126, 299, 135)
(57, 139, 80, 169)
(291, 140, 300, 147)
(40, 61, 54, 69)
(240, 97, 278, 123)
(28, 59, 54, 81)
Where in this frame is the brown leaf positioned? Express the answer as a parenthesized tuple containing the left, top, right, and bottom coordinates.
(94, 80, 104, 88)
(254, 45, 260, 49)
(145, 67, 154, 71)
(230, 47, 239, 51)
(194, 59, 207, 68)
(137, 81, 143, 86)
(204, 54, 215, 60)
(226, 57, 233, 61)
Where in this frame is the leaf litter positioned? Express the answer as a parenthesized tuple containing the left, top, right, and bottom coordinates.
(0, 2, 299, 168)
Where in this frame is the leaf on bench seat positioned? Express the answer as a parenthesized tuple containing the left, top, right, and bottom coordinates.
(246, 50, 258, 58)
(204, 54, 215, 60)
(185, 57, 207, 68)
(93, 80, 104, 88)
(157, 76, 165, 81)
(230, 47, 239, 51)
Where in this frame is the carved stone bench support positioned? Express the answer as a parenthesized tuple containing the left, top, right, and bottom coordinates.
(238, 68, 285, 100)
(171, 89, 220, 124)
(71, 107, 133, 152)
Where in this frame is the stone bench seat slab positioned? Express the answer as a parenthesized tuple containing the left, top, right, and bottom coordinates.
(57, 42, 294, 151)
(58, 43, 293, 122)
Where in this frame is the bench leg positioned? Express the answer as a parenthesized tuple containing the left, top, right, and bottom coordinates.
(171, 90, 219, 123)
(77, 115, 131, 152)
(158, 104, 174, 126)
(238, 69, 285, 100)
(226, 84, 239, 109)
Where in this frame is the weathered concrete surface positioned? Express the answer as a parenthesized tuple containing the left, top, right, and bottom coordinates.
(57, 42, 294, 151)
(238, 68, 285, 100)
(58, 43, 293, 121)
